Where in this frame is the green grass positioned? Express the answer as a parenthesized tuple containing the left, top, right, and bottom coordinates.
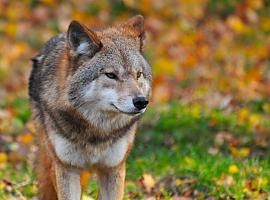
(122, 102, 270, 199)
(0, 162, 37, 199)
(1, 101, 270, 199)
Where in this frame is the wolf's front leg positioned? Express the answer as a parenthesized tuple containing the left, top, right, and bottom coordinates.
(97, 162, 126, 200)
(54, 161, 82, 200)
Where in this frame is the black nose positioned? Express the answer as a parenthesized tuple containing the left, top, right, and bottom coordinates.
(132, 96, 149, 110)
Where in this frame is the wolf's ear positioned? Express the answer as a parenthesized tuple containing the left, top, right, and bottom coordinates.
(67, 21, 102, 57)
(124, 15, 145, 50)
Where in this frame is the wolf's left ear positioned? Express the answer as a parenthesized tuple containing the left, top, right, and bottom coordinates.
(67, 21, 102, 57)
(124, 15, 145, 50)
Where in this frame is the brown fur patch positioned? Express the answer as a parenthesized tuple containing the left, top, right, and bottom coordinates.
(36, 132, 58, 200)
(56, 50, 70, 99)
(44, 102, 140, 146)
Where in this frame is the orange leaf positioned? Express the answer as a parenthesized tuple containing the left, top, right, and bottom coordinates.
(80, 171, 92, 187)
(17, 132, 33, 144)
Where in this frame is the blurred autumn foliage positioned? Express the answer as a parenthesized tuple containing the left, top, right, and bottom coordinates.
(1, 0, 270, 106)
(1, 0, 270, 103)
(1, 0, 270, 199)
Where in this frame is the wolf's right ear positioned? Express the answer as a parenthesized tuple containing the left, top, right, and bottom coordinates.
(67, 21, 102, 57)
(123, 15, 145, 51)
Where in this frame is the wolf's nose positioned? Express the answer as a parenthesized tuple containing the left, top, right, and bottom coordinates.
(132, 96, 148, 110)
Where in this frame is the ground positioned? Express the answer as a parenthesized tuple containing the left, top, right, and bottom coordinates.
(1, 100, 270, 199)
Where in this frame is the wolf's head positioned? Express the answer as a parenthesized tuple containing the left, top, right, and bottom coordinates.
(65, 16, 152, 131)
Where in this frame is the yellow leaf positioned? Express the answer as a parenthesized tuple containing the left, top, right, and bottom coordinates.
(238, 108, 249, 123)
(81, 193, 94, 200)
(262, 103, 270, 113)
(227, 16, 247, 33)
(190, 104, 200, 118)
(256, 177, 268, 187)
(142, 173, 156, 193)
(175, 178, 182, 186)
(0, 182, 5, 190)
(260, 17, 270, 32)
(0, 152, 7, 164)
(6, 7, 18, 21)
(249, 114, 260, 128)
(229, 165, 239, 174)
(179, 32, 196, 46)
(5, 23, 17, 37)
(153, 58, 177, 76)
(239, 147, 250, 158)
(230, 147, 250, 158)
(184, 156, 195, 167)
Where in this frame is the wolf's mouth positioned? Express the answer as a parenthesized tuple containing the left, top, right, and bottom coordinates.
(110, 103, 141, 115)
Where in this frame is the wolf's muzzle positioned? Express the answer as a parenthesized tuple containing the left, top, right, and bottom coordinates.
(132, 96, 148, 110)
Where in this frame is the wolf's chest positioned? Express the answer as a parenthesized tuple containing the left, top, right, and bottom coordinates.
(48, 132, 134, 168)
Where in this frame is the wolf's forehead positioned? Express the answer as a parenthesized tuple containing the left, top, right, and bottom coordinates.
(98, 30, 146, 71)
(109, 44, 145, 71)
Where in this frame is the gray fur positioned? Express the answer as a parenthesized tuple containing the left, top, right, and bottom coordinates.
(29, 16, 152, 200)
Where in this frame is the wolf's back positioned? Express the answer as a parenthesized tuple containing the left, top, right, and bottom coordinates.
(28, 34, 66, 123)
(29, 34, 66, 100)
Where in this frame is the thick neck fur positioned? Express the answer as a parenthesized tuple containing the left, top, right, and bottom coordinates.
(44, 102, 140, 146)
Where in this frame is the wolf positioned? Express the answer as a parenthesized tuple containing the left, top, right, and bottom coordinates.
(28, 15, 152, 200)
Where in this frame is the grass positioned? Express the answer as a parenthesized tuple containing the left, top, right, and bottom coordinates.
(123, 102, 270, 199)
(1, 100, 270, 199)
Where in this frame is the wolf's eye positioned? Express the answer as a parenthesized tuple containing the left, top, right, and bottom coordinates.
(105, 73, 118, 79)
(137, 71, 143, 79)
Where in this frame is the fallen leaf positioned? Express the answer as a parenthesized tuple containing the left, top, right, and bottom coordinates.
(0, 152, 7, 164)
(208, 146, 219, 155)
(141, 173, 156, 193)
(229, 165, 239, 174)
(17, 132, 33, 144)
(227, 16, 248, 33)
(216, 174, 235, 186)
(230, 147, 250, 158)
(81, 193, 95, 200)
(80, 171, 92, 187)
